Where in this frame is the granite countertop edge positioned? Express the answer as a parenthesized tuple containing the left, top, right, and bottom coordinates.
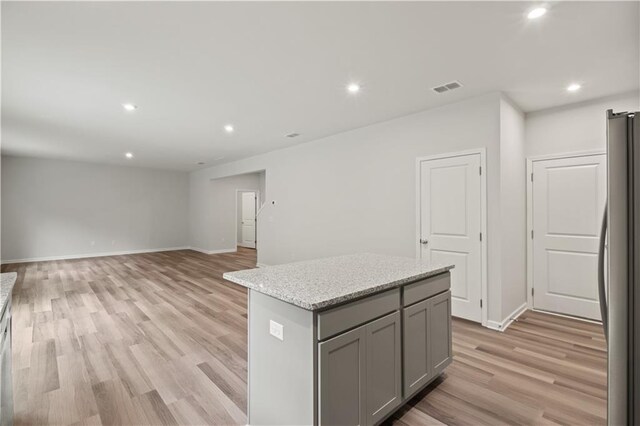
(223, 263, 453, 311)
(0, 272, 17, 313)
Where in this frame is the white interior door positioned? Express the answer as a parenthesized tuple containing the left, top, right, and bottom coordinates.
(532, 154, 606, 320)
(241, 192, 257, 249)
(420, 153, 483, 323)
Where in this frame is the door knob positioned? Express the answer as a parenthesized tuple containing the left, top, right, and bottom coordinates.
(420, 239, 429, 245)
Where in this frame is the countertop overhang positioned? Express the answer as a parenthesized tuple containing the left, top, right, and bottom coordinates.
(223, 253, 454, 311)
(0, 272, 17, 313)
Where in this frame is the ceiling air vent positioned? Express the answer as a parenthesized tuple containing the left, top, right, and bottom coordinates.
(431, 80, 463, 94)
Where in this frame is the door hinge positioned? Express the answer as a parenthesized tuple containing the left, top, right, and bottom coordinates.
(531, 172, 533, 182)
(531, 230, 534, 239)
(479, 166, 482, 175)
(479, 232, 483, 242)
(480, 299, 483, 308)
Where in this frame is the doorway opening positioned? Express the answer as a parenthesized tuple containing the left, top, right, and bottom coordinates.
(237, 190, 257, 249)
(208, 170, 266, 264)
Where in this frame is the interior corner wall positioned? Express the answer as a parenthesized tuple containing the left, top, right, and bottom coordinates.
(189, 92, 510, 325)
(189, 172, 261, 253)
(499, 96, 527, 321)
(258, 171, 266, 206)
(525, 91, 640, 158)
(1, 156, 189, 262)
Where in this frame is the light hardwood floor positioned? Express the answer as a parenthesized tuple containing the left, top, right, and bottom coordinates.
(2, 249, 606, 425)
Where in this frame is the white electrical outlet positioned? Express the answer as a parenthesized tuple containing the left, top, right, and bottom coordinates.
(269, 320, 284, 341)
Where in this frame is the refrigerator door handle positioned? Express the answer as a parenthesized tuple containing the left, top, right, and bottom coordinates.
(598, 201, 608, 341)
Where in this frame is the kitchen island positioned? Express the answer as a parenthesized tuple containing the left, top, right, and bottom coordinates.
(0, 272, 16, 426)
(223, 253, 454, 426)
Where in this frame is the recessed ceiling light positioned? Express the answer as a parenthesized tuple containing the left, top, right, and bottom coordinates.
(122, 103, 137, 112)
(125, 152, 134, 159)
(224, 124, 234, 133)
(567, 83, 582, 92)
(346, 83, 361, 94)
(527, 7, 547, 19)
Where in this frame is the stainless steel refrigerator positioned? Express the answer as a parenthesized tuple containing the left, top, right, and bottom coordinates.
(604, 110, 640, 425)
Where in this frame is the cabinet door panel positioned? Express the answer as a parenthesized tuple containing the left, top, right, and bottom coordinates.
(319, 325, 366, 426)
(402, 299, 431, 398)
(366, 312, 401, 425)
(429, 291, 452, 375)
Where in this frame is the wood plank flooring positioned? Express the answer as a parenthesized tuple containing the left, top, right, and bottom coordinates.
(2, 249, 606, 425)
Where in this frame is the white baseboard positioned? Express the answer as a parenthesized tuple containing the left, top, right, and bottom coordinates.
(3, 246, 245, 263)
(188, 247, 237, 255)
(256, 262, 270, 268)
(486, 302, 528, 332)
(237, 244, 256, 249)
(209, 248, 237, 254)
(1, 246, 190, 265)
(530, 308, 602, 325)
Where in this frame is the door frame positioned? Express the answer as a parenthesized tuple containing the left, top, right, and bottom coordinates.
(415, 148, 488, 327)
(235, 189, 260, 249)
(526, 149, 606, 311)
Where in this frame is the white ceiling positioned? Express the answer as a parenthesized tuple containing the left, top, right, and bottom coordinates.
(2, 1, 638, 171)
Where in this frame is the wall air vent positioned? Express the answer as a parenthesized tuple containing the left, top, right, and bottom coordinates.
(431, 80, 463, 94)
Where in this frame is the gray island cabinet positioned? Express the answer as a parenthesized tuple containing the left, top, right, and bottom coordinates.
(223, 253, 454, 426)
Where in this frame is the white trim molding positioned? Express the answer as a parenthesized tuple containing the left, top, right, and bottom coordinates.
(256, 262, 270, 268)
(415, 148, 488, 327)
(531, 308, 602, 325)
(1, 246, 191, 264)
(486, 302, 528, 332)
(189, 247, 237, 255)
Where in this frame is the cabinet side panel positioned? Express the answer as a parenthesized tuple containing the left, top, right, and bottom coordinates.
(249, 290, 315, 425)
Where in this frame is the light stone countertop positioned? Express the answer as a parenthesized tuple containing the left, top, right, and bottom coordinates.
(223, 253, 454, 311)
(0, 272, 17, 313)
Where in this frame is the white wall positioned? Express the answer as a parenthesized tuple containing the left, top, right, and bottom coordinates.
(1, 156, 189, 262)
(190, 93, 518, 324)
(189, 172, 262, 253)
(499, 96, 527, 321)
(526, 91, 639, 158)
